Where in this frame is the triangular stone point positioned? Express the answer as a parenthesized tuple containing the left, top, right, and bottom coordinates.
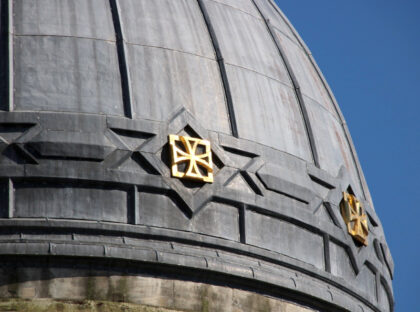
(226, 173, 255, 195)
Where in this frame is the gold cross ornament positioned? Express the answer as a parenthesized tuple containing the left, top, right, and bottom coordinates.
(340, 192, 369, 246)
(169, 135, 213, 183)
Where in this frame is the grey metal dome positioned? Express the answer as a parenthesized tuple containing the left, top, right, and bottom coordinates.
(0, 0, 393, 311)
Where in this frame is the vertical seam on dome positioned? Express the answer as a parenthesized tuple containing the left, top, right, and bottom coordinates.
(267, 0, 367, 200)
(0, 0, 6, 110)
(196, 0, 239, 138)
(127, 185, 138, 225)
(109, 0, 133, 119)
(0, 0, 13, 111)
(7, 0, 13, 111)
(379, 274, 395, 312)
(251, 0, 320, 167)
(239, 204, 247, 244)
(323, 233, 331, 273)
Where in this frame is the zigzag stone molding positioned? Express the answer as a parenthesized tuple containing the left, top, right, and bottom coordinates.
(0, 111, 393, 312)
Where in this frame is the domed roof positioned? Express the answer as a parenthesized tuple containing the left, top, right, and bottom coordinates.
(0, 0, 393, 311)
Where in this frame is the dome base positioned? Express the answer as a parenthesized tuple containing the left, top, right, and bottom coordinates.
(0, 262, 316, 312)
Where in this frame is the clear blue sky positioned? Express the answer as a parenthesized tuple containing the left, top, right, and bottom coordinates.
(275, 0, 419, 310)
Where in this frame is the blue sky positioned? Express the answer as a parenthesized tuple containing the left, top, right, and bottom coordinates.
(275, 0, 420, 310)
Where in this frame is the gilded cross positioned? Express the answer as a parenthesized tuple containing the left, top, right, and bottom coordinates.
(169, 135, 213, 183)
(340, 192, 369, 246)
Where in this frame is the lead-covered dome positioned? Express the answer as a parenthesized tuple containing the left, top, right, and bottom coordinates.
(0, 1, 393, 311)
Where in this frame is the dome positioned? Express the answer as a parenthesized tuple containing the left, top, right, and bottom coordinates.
(0, 1, 393, 311)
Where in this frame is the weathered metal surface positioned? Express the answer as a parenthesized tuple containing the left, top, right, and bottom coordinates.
(0, 1, 393, 311)
(13, 0, 115, 40)
(204, 0, 290, 85)
(119, 0, 214, 58)
(275, 32, 338, 116)
(14, 36, 124, 115)
(253, 0, 298, 43)
(225, 65, 312, 160)
(126, 45, 230, 133)
(304, 95, 364, 195)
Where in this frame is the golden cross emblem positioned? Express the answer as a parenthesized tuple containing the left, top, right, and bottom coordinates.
(340, 192, 369, 246)
(169, 135, 213, 183)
